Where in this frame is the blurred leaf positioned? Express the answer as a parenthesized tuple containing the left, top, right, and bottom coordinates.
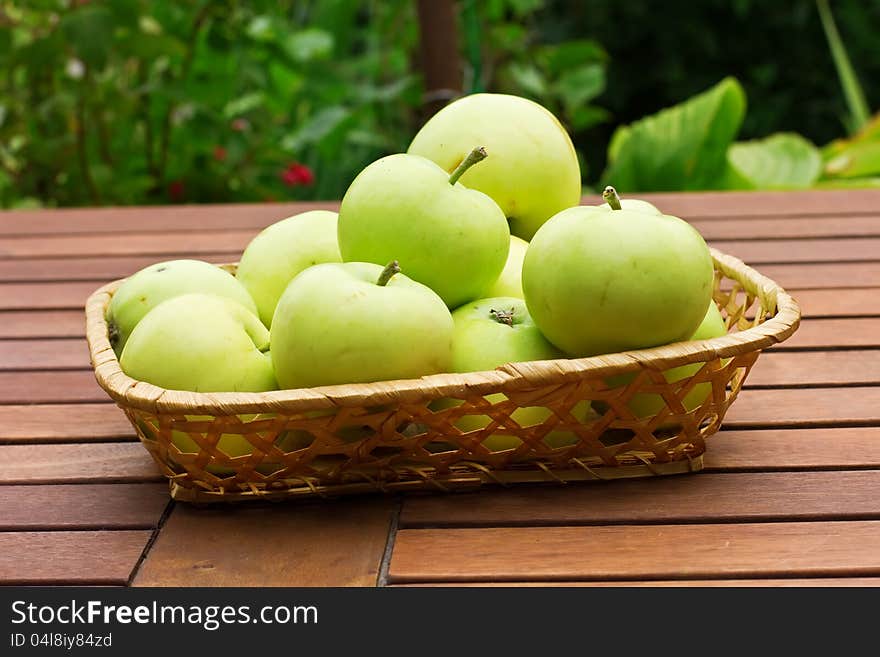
(506, 0, 544, 17)
(353, 77, 415, 103)
(821, 113, 880, 161)
(506, 62, 547, 97)
(281, 106, 351, 151)
(607, 125, 631, 163)
(60, 6, 115, 69)
(823, 142, 880, 179)
(540, 39, 607, 74)
(816, 0, 869, 134)
(222, 92, 265, 119)
(283, 29, 334, 63)
(814, 176, 880, 189)
(600, 77, 747, 192)
(246, 15, 276, 42)
(724, 133, 822, 189)
(556, 63, 605, 110)
(569, 105, 610, 131)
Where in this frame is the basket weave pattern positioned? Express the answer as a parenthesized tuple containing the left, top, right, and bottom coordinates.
(85, 248, 800, 502)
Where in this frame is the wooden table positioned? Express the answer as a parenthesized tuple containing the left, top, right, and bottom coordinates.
(2, 190, 879, 587)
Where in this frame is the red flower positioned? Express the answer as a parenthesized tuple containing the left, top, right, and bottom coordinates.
(213, 146, 227, 162)
(280, 162, 314, 187)
(168, 180, 185, 201)
(231, 118, 250, 132)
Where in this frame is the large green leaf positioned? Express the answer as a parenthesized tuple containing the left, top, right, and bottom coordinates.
(820, 112, 880, 179)
(724, 133, 822, 189)
(600, 77, 746, 192)
(823, 142, 880, 179)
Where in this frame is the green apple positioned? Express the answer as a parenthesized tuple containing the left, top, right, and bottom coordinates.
(599, 301, 728, 422)
(407, 93, 581, 240)
(236, 210, 342, 326)
(119, 293, 276, 393)
(107, 259, 257, 354)
(523, 187, 714, 357)
(337, 148, 510, 308)
(481, 235, 529, 299)
(436, 297, 592, 451)
(270, 261, 454, 388)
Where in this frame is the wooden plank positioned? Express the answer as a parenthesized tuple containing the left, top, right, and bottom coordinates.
(0, 338, 89, 370)
(0, 253, 233, 283)
(0, 483, 168, 531)
(792, 288, 880, 317)
(0, 311, 85, 338)
(774, 318, 880, 349)
(2, 193, 874, 238)
(0, 282, 100, 310)
(399, 471, 880, 528)
(134, 499, 395, 587)
(634, 189, 880, 218)
(692, 215, 880, 240)
(710, 237, 880, 264)
(0, 403, 133, 443)
(0, 202, 336, 236)
(760, 262, 880, 290)
(747, 350, 880, 387)
(388, 520, 880, 583)
(395, 578, 880, 587)
(0, 530, 152, 585)
(725, 387, 880, 427)
(0, 371, 108, 403)
(0, 442, 161, 484)
(0, 230, 256, 258)
(707, 427, 880, 470)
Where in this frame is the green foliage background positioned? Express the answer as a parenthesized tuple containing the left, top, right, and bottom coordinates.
(1, 0, 878, 207)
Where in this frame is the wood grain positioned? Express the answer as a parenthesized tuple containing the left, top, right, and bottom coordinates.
(789, 288, 880, 317)
(774, 318, 880, 349)
(634, 189, 880, 217)
(0, 230, 256, 258)
(0, 442, 161, 484)
(0, 202, 335, 236)
(724, 387, 880, 427)
(0, 253, 232, 282)
(0, 403, 133, 443)
(0, 338, 90, 370)
(0, 370, 108, 403)
(691, 215, 880, 240)
(0, 310, 85, 338)
(134, 499, 395, 587)
(0, 530, 152, 585)
(709, 237, 880, 264)
(759, 262, 880, 290)
(399, 471, 880, 528)
(0, 282, 99, 310)
(0, 483, 168, 530)
(706, 427, 880, 470)
(388, 520, 880, 583)
(746, 350, 880, 387)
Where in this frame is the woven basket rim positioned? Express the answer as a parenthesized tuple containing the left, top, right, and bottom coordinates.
(84, 247, 801, 415)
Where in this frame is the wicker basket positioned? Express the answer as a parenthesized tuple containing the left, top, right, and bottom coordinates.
(85, 247, 800, 503)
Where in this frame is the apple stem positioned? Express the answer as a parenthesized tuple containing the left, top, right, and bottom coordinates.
(603, 185, 622, 210)
(377, 260, 401, 286)
(448, 147, 488, 186)
(490, 307, 515, 327)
